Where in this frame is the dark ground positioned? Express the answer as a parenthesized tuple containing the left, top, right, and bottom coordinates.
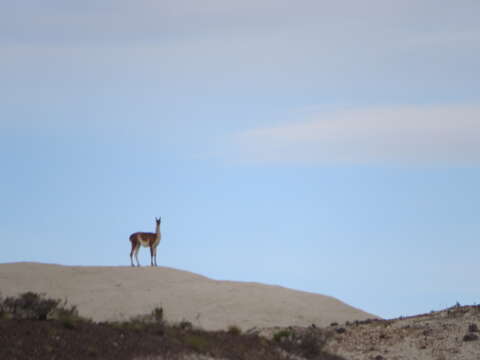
(0, 291, 346, 360)
(0, 318, 346, 360)
(0, 319, 270, 360)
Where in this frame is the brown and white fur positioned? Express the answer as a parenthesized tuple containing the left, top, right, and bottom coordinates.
(129, 217, 161, 267)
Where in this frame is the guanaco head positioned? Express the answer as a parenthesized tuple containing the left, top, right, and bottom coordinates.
(155, 217, 161, 225)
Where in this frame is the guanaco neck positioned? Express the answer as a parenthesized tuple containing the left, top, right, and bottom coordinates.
(155, 223, 161, 241)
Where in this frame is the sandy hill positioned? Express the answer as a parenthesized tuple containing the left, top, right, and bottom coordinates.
(0, 262, 375, 331)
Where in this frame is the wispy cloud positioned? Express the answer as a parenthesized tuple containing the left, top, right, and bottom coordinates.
(235, 105, 480, 166)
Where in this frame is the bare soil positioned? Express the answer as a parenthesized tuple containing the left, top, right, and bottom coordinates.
(259, 305, 480, 360)
(323, 305, 480, 360)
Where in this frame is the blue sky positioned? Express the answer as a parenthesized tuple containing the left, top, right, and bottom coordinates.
(1, 0, 479, 319)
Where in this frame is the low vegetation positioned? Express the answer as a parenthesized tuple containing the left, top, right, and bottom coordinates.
(273, 327, 342, 359)
(0, 291, 80, 322)
(0, 292, 343, 360)
(227, 324, 242, 335)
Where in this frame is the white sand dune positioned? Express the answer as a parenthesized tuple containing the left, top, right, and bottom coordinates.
(0, 262, 377, 330)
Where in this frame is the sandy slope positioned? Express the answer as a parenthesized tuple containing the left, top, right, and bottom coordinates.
(322, 305, 480, 360)
(0, 262, 376, 331)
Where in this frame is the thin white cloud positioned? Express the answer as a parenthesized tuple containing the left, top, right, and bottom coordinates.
(235, 105, 480, 165)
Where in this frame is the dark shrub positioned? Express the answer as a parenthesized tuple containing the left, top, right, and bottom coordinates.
(463, 333, 479, 342)
(227, 325, 242, 335)
(178, 320, 193, 330)
(1, 292, 79, 321)
(184, 334, 210, 352)
(468, 323, 479, 333)
(152, 307, 163, 323)
(6, 292, 60, 320)
(298, 330, 323, 358)
(273, 329, 292, 343)
(273, 327, 333, 359)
